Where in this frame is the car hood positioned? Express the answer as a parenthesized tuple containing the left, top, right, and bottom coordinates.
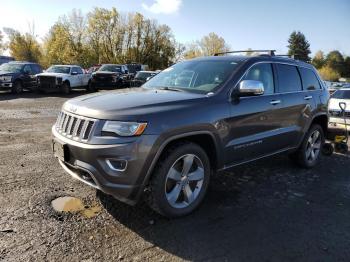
(329, 98, 350, 111)
(36, 72, 69, 77)
(0, 71, 16, 76)
(63, 88, 206, 120)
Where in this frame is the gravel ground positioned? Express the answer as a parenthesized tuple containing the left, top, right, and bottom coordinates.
(1, 91, 350, 262)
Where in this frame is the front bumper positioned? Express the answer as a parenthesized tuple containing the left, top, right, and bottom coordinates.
(52, 126, 158, 204)
(0, 82, 12, 89)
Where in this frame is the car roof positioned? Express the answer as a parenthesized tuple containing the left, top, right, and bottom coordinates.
(8, 61, 38, 65)
(101, 64, 124, 66)
(51, 65, 80, 67)
(188, 55, 315, 69)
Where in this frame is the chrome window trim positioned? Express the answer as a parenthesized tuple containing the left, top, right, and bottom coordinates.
(229, 61, 324, 100)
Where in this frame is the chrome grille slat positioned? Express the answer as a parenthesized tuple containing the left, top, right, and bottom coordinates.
(80, 120, 89, 140)
(55, 111, 96, 142)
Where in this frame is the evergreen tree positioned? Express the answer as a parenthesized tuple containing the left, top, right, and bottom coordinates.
(287, 31, 311, 62)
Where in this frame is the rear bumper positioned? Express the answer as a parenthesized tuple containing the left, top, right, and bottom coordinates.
(52, 126, 159, 205)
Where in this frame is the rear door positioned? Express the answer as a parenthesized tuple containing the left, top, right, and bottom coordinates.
(226, 63, 285, 164)
(274, 63, 313, 149)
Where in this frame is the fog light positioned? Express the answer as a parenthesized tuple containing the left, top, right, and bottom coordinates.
(106, 159, 128, 171)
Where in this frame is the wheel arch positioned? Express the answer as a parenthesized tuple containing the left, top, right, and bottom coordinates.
(140, 131, 222, 194)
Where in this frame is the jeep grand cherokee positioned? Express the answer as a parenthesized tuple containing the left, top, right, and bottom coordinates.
(52, 52, 329, 217)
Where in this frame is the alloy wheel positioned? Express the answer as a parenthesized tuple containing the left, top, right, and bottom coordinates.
(165, 154, 204, 209)
(306, 130, 321, 162)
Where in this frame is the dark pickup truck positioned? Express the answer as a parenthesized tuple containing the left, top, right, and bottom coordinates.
(90, 64, 130, 89)
(0, 61, 42, 94)
(52, 51, 329, 217)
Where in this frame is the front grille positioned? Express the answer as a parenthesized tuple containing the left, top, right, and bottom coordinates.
(329, 110, 350, 118)
(94, 74, 114, 83)
(39, 76, 56, 87)
(55, 111, 96, 141)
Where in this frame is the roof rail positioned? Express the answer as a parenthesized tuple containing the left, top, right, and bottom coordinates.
(213, 50, 276, 56)
(275, 54, 295, 59)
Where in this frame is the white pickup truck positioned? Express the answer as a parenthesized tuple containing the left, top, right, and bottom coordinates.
(36, 65, 92, 94)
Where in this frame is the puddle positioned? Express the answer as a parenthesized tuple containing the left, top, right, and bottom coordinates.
(51, 196, 101, 218)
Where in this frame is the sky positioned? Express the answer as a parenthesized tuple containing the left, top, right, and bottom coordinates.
(1, 0, 350, 56)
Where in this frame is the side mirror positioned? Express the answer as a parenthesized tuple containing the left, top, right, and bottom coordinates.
(71, 71, 78, 75)
(238, 80, 264, 96)
(146, 76, 152, 81)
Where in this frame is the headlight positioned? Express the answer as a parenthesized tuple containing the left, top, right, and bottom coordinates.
(102, 121, 147, 136)
(1, 76, 12, 82)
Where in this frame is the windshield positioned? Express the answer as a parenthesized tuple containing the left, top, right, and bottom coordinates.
(135, 72, 153, 80)
(143, 60, 240, 93)
(332, 90, 350, 99)
(47, 66, 71, 74)
(0, 63, 23, 73)
(99, 65, 121, 72)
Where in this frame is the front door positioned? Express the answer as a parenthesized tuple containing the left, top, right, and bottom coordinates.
(225, 63, 285, 165)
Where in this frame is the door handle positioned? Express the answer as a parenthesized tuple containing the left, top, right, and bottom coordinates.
(304, 96, 313, 100)
(270, 100, 281, 105)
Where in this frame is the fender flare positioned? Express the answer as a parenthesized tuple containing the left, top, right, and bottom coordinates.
(137, 130, 222, 200)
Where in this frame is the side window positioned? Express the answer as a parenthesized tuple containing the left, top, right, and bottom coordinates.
(71, 67, 78, 74)
(75, 67, 84, 74)
(299, 68, 321, 90)
(243, 63, 275, 95)
(30, 64, 41, 74)
(276, 64, 302, 92)
(23, 65, 33, 74)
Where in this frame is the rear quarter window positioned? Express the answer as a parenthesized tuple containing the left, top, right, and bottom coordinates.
(299, 67, 321, 90)
(276, 64, 302, 93)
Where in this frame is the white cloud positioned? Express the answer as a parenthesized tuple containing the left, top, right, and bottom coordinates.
(142, 0, 182, 14)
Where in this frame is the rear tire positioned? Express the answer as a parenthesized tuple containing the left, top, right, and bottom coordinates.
(292, 124, 324, 168)
(146, 142, 210, 218)
(11, 81, 23, 94)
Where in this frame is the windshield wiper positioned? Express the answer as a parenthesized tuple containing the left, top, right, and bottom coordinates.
(157, 86, 183, 92)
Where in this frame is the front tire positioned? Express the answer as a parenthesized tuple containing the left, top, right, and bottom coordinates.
(11, 81, 23, 94)
(293, 124, 324, 168)
(60, 82, 70, 94)
(86, 81, 96, 92)
(146, 142, 210, 217)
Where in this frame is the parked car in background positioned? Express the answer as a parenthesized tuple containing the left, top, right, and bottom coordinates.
(129, 71, 158, 87)
(0, 56, 15, 65)
(36, 65, 92, 94)
(328, 88, 350, 131)
(52, 52, 329, 217)
(87, 65, 101, 74)
(126, 63, 149, 78)
(91, 64, 130, 89)
(0, 61, 42, 94)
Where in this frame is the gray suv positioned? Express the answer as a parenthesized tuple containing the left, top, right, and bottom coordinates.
(52, 52, 329, 217)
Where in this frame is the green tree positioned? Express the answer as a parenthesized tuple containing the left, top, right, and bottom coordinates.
(318, 66, 340, 81)
(6, 29, 42, 62)
(312, 50, 325, 69)
(287, 31, 311, 62)
(344, 56, 350, 78)
(325, 50, 345, 76)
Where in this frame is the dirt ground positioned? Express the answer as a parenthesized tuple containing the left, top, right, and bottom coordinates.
(1, 90, 350, 262)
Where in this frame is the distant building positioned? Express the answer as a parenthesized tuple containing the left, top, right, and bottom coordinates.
(0, 56, 15, 65)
